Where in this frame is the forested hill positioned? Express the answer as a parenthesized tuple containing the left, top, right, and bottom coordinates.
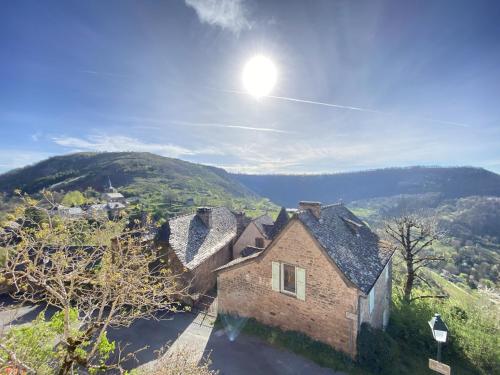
(0, 152, 256, 198)
(232, 167, 500, 207)
(0, 152, 273, 220)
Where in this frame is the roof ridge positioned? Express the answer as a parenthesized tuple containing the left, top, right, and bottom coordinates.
(253, 213, 272, 221)
(321, 203, 344, 209)
(169, 211, 196, 221)
(168, 206, 231, 222)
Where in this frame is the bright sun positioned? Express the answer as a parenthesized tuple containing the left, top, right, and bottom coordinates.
(242, 55, 277, 98)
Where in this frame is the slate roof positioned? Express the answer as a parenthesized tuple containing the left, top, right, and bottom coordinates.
(215, 249, 263, 271)
(272, 207, 289, 238)
(297, 204, 393, 294)
(253, 215, 275, 239)
(168, 207, 237, 270)
(103, 192, 124, 200)
(240, 245, 262, 257)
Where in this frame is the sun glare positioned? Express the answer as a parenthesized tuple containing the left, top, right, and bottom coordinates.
(242, 55, 277, 98)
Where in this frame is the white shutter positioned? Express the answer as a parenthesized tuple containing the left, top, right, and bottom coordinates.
(296, 267, 306, 301)
(272, 262, 280, 291)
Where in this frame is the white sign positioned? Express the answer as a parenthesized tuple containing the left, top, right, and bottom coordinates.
(429, 359, 451, 375)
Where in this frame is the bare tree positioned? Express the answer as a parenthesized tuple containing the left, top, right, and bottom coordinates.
(384, 214, 446, 303)
(1, 192, 187, 374)
(140, 344, 218, 375)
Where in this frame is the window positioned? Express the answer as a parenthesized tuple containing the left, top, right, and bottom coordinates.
(255, 237, 265, 248)
(271, 262, 306, 301)
(369, 288, 375, 314)
(282, 264, 296, 294)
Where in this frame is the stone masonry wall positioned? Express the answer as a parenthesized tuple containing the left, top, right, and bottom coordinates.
(233, 222, 270, 258)
(190, 242, 232, 295)
(157, 239, 233, 299)
(217, 220, 361, 357)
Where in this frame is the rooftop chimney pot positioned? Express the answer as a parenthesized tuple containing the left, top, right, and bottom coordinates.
(298, 201, 321, 219)
(197, 207, 212, 228)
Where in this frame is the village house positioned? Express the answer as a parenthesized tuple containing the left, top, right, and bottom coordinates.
(233, 208, 289, 258)
(215, 201, 394, 358)
(156, 207, 237, 301)
(101, 178, 126, 203)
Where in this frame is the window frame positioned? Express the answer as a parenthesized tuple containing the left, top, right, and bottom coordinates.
(255, 237, 265, 248)
(280, 263, 297, 296)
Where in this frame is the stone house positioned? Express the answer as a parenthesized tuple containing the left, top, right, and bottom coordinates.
(156, 207, 237, 300)
(233, 208, 289, 258)
(102, 178, 126, 203)
(216, 201, 394, 358)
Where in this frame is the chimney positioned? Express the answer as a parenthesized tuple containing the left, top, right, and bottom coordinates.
(233, 211, 249, 237)
(299, 201, 321, 219)
(197, 207, 212, 228)
(156, 222, 171, 244)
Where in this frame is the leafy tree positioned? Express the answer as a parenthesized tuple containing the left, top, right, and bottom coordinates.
(61, 191, 86, 207)
(1, 192, 187, 374)
(0, 310, 78, 374)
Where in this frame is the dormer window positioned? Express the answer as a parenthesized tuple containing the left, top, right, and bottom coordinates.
(341, 217, 363, 237)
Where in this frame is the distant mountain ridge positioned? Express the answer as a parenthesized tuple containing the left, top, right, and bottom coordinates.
(0, 152, 254, 197)
(232, 166, 500, 207)
(2, 154, 499, 212)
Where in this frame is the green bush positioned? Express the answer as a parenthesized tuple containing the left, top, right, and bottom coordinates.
(357, 323, 400, 375)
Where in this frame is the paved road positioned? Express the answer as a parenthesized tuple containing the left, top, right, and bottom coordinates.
(1, 297, 339, 375)
(109, 311, 339, 375)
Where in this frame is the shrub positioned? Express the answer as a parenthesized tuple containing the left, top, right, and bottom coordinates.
(357, 323, 400, 375)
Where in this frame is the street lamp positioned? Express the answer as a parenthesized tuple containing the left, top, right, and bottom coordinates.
(428, 313, 448, 362)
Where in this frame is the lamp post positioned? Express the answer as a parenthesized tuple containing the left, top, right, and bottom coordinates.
(428, 313, 448, 362)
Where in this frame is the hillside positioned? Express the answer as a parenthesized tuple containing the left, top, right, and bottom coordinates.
(0, 152, 274, 218)
(233, 167, 500, 207)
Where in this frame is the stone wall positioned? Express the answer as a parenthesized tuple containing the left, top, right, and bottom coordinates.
(359, 259, 392, 330)
(190, 242, 232, 295)
(233, 222, 270, 258)
(217, 220, 361, 357)
(157, 239, 233, 299)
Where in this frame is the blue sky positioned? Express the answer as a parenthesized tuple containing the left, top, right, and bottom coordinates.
(1, 0, 499, 174)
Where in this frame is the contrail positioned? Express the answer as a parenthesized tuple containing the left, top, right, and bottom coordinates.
(170, 120, 293, 134)
(224, 89, 470, 128)
(132, 118, 294, 134)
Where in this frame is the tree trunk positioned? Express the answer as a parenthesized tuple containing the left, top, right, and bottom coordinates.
(58, 357, 73, 375)
(404, 255, 414, 303)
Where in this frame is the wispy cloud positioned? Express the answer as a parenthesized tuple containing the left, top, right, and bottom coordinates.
(185, 0, 252, 34)
(52, 135, 224, 158)
(0, 150, 54, 174)
(77, 70, 130, 78)
(31, 131, 43, 142)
